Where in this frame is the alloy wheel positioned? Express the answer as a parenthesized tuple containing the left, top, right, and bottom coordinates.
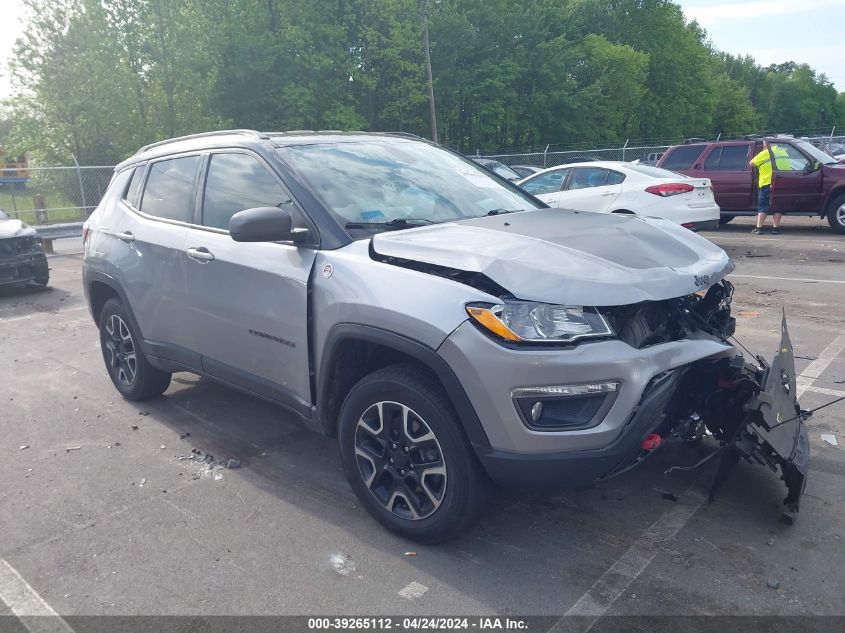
(354, 401, 447, 520)
(104, 314, 137, 387)
(837, 203, 845, 228)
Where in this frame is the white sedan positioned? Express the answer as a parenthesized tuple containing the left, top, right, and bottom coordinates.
(517, 161, 720, 230)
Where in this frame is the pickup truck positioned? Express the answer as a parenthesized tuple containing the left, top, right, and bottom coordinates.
(657, 137, 845, 233)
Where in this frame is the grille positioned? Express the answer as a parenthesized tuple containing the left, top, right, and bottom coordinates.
(0, 237, 33, 256)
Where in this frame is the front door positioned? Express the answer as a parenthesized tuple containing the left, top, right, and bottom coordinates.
(518, 168, 570, 206)
(184, 151, 317, 411)
(768, 142, 823, 213)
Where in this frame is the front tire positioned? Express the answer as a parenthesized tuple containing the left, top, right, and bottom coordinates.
(338, 364, 491, 542)
(98, 298, 171, 400)
(827, 194, 845, 234)
(719, 214, 735, 225)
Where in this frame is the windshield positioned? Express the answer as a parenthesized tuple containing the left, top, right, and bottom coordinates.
(795, 140, 838, 165)
(279, 140, 543, 236)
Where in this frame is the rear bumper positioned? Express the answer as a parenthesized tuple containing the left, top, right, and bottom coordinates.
(0, 251, 49, 286)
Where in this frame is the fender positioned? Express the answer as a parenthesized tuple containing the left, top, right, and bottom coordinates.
(317, 323, 490, 448)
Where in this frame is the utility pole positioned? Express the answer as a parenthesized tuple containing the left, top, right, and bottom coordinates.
(421, 0, 438, 143)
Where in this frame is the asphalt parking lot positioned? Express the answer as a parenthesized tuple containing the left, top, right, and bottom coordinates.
(1, 217, 843, 623)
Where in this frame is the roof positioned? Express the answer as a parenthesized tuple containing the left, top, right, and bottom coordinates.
(116, 129, 429, 171)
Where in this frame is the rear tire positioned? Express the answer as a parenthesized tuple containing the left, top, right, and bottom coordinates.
(98, 298, 171, 400)
(827, 194, 845, 234)
(719, 214, 735, 225)
(338, 364, 491, 542)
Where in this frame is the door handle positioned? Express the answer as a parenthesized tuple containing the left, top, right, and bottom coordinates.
(186, 247, 214, 262)
(601, 191, 616, 196)
(115, 231, 135, 242)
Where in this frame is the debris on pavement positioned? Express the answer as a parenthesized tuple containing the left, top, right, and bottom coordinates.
(331, 553, 357, 577)
(19, 445, 29, 450)
(767, 538, 776, 547)
(821, 434, 838, 447)
(398, 581, 429, 600)
(226, 458, 240, 469)
(767, 579, 781, 590)
(66, 446, 81, 452)
(213, 472, 223, 481)
(130, 425, 139, 431)
(138, 411, 149, 416)
(139, 478, 146, 486)
(662, 492, 678, 502)
(404, 551, 417, 557)
(160, 445, 166, 450)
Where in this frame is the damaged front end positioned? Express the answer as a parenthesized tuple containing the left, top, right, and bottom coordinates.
(613, 282, 809, 524)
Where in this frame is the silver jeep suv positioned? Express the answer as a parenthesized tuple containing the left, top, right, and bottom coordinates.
(83, 130, 809, 541)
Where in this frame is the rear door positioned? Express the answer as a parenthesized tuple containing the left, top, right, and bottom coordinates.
(702, 143, 755, 210)
(768, 142, 823, 213)
(112, 155, 201, 366)
(184, 150, 317, 410)
(557, 167, 624, 212)
(518, 168, 570, 206)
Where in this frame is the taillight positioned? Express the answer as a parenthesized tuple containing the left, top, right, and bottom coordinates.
(645, 183, 695, 197)
(82, 222, 91, 246)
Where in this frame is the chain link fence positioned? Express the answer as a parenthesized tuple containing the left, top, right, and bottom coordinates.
(476, 132, 845, 170)
(0, 165, 115, 225)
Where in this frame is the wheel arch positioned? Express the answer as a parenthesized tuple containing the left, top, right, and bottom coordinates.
(316, 324, 489, 448)
(85, 271, 146, 345)
(824, 187, 845, 217)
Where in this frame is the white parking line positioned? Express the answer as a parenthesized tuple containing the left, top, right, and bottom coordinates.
(0, 559, 74, 632)
(562, 487, 708, 621)
(730, 274, 845, 285)
(799, 332, 845, 382)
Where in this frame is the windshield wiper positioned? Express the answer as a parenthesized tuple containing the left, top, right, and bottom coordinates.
(344, 218, 435, 230)
(485, 209, 521, 216)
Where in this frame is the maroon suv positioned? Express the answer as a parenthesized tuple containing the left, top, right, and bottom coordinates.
(657, 137, 845, 234)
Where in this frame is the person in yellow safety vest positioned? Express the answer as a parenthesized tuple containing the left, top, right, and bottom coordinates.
(749, 141, 791, 235)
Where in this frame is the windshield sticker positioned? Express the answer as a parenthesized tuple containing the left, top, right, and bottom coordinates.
(455, 168, 499, 188)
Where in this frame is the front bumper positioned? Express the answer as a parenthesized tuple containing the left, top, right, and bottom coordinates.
(473, 369, 686, 490)
(0, 250, 49, 286)
(438, 320, 736, 455)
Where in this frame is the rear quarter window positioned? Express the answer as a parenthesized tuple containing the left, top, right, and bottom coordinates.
(662, 145, 706, 170)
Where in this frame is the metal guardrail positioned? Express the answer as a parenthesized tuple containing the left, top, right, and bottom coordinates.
(34, 221, 83, 254)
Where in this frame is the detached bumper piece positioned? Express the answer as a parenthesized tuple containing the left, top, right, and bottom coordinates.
(701, 314, 809, 524)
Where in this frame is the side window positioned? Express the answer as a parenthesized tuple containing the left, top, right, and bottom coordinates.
(770, 143, 810, 172)
(719, 146, 750, 171)
(704, 148, 722, 171)
(606, 170, 625, 185)
(123, 165, 144, 206)
(520, 168, 568, 195)
(568, 167, 609, 190)
(662, 145, 705, 170)
(201, 153, 290, 230)
(140, 156, 201, 222)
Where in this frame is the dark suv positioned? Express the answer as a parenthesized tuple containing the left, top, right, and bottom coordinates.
(658, 137, 845, 233)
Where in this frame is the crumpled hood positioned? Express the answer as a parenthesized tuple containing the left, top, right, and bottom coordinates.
(0, 218, 36, 239)
(371, 208, 734, 306)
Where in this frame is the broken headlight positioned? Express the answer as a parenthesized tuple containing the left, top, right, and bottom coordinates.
(466, 301, 613, 343)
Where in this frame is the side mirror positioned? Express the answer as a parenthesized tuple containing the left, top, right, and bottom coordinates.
(229, 205, 308, 243)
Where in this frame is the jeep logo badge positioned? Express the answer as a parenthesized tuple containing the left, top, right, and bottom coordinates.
(694, 274, 710, 287)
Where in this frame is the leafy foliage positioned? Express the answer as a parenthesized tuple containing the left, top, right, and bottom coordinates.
(2, 0, 843, 161)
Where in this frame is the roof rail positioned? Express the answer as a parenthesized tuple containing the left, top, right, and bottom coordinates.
(385, 131, 426, 141)
(136, 129, 268, 154)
